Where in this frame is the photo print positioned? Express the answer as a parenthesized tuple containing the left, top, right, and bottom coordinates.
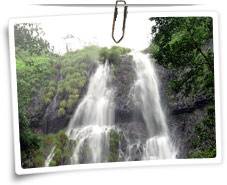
(9, 10, 220, 174)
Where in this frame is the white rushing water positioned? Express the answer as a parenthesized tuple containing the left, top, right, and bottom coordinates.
(45, 52, 177, 166)
(66, 62, 115, 163)
(131, 51, 177, 160)
(45, 146, 56, 167)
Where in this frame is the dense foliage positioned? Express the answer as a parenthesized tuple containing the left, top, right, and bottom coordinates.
(15, 17, 216, 168)
(15, 23, 51, 55)
(108, 129, 121, 162)
(45, 131, 74, 166)
(149, 17, 216, 158)
(15, 23, 58, 168)
(15, 23, 131, 168)
(99, 46, 131, 64)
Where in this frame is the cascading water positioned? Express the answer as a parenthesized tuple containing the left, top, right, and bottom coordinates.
(65, 62, 115, 164)
(45, 146, 56, 167)
(131, 51, 177, 160)
(45, 52, 177, 167)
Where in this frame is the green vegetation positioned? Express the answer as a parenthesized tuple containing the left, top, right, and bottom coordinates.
(15, 17, 215, 167)
(15, 23, 58, 168)
(108, 129, 120, 162)
(15, 23, 51, 55)
(45, 131, 74, 166)
(99, 46, 131, 64)
(31, 130, 74, 167)
(149, 17, 215, 158)
(15, 23, 93, 168)
(55, 47, 98, 117)
(189, 106, 216, 158)
(149, 17, 214, 97)
(15, 23, 130, 168)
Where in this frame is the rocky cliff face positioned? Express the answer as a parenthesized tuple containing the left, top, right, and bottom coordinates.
(112, 55, 212, 158)
(112, 55, 148, 161)
(29, 62, 97, 134)
(30, 54, 211, 158)
(154, 63, 211, 158)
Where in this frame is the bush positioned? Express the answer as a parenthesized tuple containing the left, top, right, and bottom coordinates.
(57, 107, 65, 117)
(149, 17, 215, 158)
(188, 105, 216, 158)
(99, 46, 131, 65)
(108, 130, 120, 162)
(188, 148, 216, 158)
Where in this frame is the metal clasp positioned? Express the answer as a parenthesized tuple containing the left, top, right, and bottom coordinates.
(112, 0, 128, 43)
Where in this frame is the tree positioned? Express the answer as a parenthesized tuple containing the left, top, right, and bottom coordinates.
(149, 17, 215, 158)
(15, 23, 50, 55)
(149, 17, 214, 97)
(15, 23, 54, 168)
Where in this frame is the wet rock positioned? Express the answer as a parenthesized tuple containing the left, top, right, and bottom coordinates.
(154, 63, 211, 158)
(113, 55, 137, 123)
(29, 62, 98, 134)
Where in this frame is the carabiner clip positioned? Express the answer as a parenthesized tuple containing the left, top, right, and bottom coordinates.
(112, 0, 128, 43)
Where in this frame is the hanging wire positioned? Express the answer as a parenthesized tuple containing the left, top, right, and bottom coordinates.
(112, 0, 128, 43)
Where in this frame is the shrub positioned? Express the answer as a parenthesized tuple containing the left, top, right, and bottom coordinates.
(108, 130, 120, 162)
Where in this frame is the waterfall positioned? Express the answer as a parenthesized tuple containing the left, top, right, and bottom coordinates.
(131, 51, 177, 160)
(45, 52, 177, 166)
(65, 62, 115, 163)
(45, 146, 56, 167)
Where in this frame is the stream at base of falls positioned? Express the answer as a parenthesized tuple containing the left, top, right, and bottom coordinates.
(45, 52, 177, 166)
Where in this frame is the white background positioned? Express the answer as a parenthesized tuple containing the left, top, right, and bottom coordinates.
(0, 0, 226, 184)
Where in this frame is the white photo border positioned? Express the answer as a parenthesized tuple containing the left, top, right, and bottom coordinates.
(9, 10, 222, 175)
